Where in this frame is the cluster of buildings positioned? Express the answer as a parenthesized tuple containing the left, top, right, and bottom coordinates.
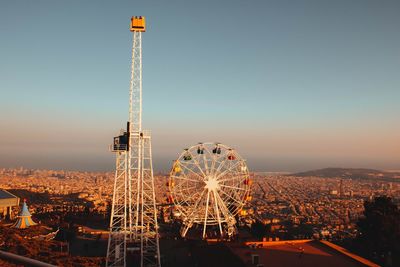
(0, 168, 112, 195)
(0, 168, 114, 215)
(246, 174, 399, 240)
(0, 168, 170, 218)
(1, 167, 399, 242)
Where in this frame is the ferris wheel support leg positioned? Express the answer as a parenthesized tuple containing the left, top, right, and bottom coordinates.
(226, 216, 237, 238)
(180, 221, 192, 238)
(202, 191, 211, 239)
(212, 191, 224, 237)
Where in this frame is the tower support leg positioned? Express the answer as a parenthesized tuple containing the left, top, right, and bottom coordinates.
(106, 152, 128, 267)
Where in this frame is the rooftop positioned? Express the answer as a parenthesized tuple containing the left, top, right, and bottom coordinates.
(228, 240, 379, 267)
(0, 189, 18, 200)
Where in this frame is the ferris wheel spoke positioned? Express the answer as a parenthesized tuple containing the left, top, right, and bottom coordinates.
(177, 189, 200, 206)
(175, 185, 199, 195)
(229, 187, 246, 205)
(185, 189, 206, 219)
(216, 161, 241, 180)
(219, 183, 246, 191)
(173, 178, 203, 205)
(179, 193, 200, 208)
(220, 186, 244, 198)
(179, 162, 204, 181)
(211, 148, 228, 174)
(174, 181, 202, 195)
(213, 150, 229, 176)
(218, 189, 244, 206)
(218, 174, 247, 183)
(202, 151, 212, 176)
(197, 145, 211, 176)
(204, 146, 216, 176)
(215, 190, 233, 219)
(188, 150, 207, 178)
(172, 174, 200, 183)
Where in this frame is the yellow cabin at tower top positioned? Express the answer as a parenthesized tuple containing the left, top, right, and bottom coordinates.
(130, 16, 146, 32)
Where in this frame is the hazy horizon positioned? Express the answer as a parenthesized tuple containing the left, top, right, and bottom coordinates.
(1, 1, 399, 172)
(2, 164, 400, 175)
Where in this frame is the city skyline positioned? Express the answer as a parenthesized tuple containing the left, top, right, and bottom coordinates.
(1, 0, 399, 172)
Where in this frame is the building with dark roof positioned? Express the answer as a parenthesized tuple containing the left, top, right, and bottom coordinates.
(0, 189, 20, 220)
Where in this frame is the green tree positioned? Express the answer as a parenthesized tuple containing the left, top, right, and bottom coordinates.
(250, 220, 270, 239)
(357, 196, 400, 266)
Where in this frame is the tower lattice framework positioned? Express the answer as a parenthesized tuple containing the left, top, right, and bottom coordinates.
(106, 16, 161, 267)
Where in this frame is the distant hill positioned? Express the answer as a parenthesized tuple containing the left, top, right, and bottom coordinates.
(289, 167, 400, 181)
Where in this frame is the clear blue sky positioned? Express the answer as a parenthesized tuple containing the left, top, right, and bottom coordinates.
(0, 0, 399, 172)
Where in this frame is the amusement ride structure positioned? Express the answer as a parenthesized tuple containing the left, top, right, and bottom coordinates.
(168, 143, 251, 239)
(13, 200, 37, 229)
(106, 17, 161, 267)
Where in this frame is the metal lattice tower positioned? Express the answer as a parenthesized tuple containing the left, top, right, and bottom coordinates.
(106, 16, 161, 267)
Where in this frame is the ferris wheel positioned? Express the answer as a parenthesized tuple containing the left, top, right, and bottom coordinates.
(167, 142, 252, 239)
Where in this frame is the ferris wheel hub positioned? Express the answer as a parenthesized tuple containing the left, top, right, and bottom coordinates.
(204, 176, 220, 191)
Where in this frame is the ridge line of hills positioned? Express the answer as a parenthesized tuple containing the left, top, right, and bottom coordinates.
(288, 167, 400, 182)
